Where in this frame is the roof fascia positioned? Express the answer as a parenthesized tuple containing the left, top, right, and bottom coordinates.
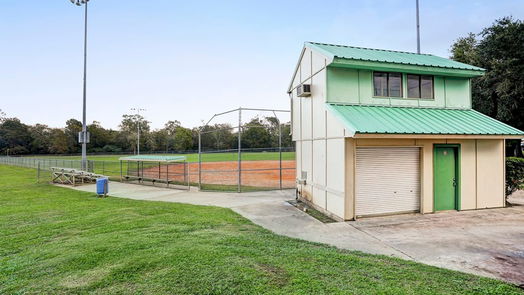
(331, 57, 485, 78)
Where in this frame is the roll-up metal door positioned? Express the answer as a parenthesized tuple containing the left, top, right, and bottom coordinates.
(356, 147, 420, 217)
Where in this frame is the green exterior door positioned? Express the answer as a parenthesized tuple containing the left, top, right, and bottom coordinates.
(434, 146, 458, 211)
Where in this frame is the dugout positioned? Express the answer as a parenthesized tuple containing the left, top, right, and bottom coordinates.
(119, 155, 189, 189)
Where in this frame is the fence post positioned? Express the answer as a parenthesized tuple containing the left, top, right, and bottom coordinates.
(238, 107, 242, 193)
(37, 161, 40, 183)
(198, 130, 202, 190)
(186, 161, 190, 190)
(275, 111, 283, 190)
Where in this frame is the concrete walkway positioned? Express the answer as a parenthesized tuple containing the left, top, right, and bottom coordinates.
(68, 182, 524, 285)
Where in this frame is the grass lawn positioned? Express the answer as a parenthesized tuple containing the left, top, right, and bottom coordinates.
(1, 165, 522, 294)
(29, 151, 296, 163)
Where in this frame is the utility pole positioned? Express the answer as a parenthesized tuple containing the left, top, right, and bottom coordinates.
(70, 0, 91, 170)
(416, 0, 421, 54)
(131, 108, 146, 155)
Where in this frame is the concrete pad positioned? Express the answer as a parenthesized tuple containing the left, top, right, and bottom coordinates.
(66, 182, 524, 284)
(508, 190, 524, 205)
(351, 208, 524, 284)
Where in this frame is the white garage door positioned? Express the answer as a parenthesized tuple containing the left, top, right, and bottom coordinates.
(356, 147, 420, 217)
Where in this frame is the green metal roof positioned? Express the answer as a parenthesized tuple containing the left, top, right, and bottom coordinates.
(326, 104, 524, 136)
(119, 155, 186, 162)
(307, 42, 485, 73)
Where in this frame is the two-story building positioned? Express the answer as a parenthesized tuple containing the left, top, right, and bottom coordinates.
(288, 42, 524, 221)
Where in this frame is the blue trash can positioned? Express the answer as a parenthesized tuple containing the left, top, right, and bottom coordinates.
(96, 178, 109, 197)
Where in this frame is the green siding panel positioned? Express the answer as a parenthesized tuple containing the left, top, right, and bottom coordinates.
(326, 67, 359, 103)
(326, 104, 524, 136)
(444, 77, 471, 108)
(326, 67, 472, 109)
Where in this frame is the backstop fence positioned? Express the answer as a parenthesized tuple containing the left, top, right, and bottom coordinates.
(197, 107, 296, 192)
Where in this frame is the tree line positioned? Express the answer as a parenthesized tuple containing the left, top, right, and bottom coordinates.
(450, 17, 524, 157)
(0, 111, 292, 155)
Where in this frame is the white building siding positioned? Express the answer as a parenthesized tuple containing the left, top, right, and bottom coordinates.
(291, 48, 347, 220)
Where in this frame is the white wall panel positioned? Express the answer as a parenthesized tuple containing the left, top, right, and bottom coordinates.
(326, 192, 344, 219)
(312, 140, 326, 186)
(312, 187, 327, 209)
(300, 48, 312, 83)
(312, 104, 326, 139)
(326, 138, 345, 193)
(295, 140, 301, 179)
(300, 97, 312, 140)
(301, 140, 313, 184)
(292, 97, 301, 141)
(311, 50, 326, 74)
(476, 140, 504, 208)
(326, 109, 345, 138)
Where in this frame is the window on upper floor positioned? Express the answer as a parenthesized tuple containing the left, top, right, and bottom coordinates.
(407, 74, 434, 99)
(373, 72, 402, 97)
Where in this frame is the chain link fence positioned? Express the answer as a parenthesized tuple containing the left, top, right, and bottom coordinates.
(1, 147, 296, 192)
(0, 156, 123, 183)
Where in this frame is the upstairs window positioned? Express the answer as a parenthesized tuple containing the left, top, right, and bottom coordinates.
(407, 74, 434, 99)
(373, 72, 402, 97)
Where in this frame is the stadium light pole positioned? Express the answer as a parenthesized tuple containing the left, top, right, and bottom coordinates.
(70, 0, 90, 170)
(131, 108, 146, 155)
(416, 0, 421, 54)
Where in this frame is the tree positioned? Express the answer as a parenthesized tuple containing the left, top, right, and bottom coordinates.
(48, 129, 69, 154)
(199, 123, 235, 151)
(65, 119, 82, 153)
(29, 124, 52, 154)
(119, 114, 151, 153)
(242, 118, 272, 149)
(87, 121, 112, 152)
(451, 17, 524, 157)
(173, 127, 193, 151)
(0, 118, 32, 155)
(0, 109, 6, 123)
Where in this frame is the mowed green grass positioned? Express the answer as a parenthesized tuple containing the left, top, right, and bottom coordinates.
(0, 165, 522, 294)
(30, 151, 296, 163)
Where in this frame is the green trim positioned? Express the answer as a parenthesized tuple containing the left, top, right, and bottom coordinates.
(433, 144, 461, 211)
(331, 59, 484, 78)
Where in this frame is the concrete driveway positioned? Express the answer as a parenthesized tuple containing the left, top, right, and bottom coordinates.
(69, 182, 524, 285)
(351, 208, 524, 285)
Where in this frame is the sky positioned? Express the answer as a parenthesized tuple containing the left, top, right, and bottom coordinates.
(1, 0, 523, 130)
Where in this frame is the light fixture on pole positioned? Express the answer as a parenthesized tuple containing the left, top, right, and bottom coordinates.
(70, 0, 90, 171)
(131, 108, 146, 155)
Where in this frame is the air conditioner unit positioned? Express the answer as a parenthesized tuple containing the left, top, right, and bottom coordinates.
(296, 84, 311, 97)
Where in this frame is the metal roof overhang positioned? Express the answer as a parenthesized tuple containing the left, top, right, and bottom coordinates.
(327, 104, 524, 139)
(353, 133, 524, 139)
(330, 58, 485, 78)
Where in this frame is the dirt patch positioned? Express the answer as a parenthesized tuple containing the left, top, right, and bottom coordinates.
(256, 263, 290, 287)
(192, 160, 296, 189)
(288, 200, 337, 223)
(136, 160, 296, 190)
